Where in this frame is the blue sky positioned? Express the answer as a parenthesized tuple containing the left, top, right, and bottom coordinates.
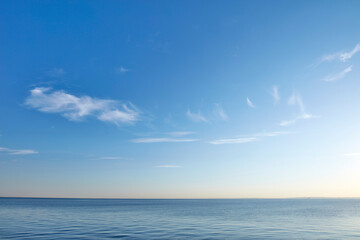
(1, 1, 360, 198)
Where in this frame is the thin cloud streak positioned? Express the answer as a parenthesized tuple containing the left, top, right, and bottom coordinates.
(280, 112, 318, 127)
(319, 43, 360, 64)
(132, 138, 199, 143)
(210, 131, 293, 145)
(209, 137, 257, 145)
(25, 87, 140, 125)
(323, 65, 352, 82)
(288, 92, 305, 112)
(214, 104, 228, 120)
(0, 147, 38, 155)
(167, 131, 194, 136)
(280, 92, 318, 126)
(270, 86, 280, 104)
(253, 131, 294, 137)
(279, 119, 297, 127)
(186, 109, 208, 122)
(246, 97, 255, 108)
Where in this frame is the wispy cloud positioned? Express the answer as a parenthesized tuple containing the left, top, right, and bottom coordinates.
(253, 131, 294, 137)
(279, 119, 297, 127)
(116, 66, 129, 74)
(280, 92, 318, 126)
(25, 87, 140, 125)
(46, 68, 66, 78)
(320, 43, 360, 63)
(167, 131, 194, 136)
(98, 107, 139, 125)
(279, 113, 317, 126)
(323, 65, 352, 82)
(186, 109, 208, 122)
(288, 92, 305, 112)
(131, 138, 198, 143)
(209, 131, 293, 145)
(246, 97, 255, 108)
(155, 165, 182, 168)
(0, 147, 38, 155)
(209, 137, 257, 145)
(270, 86, 280, 104)
(214, 103, 228, 120)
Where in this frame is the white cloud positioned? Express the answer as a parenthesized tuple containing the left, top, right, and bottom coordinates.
(320, 43, 360, 63)
(214, 104, 228, 120)
(131, 138, 198, 143)
(116, 66, 129, 74)
(98, 107, 138, 125)
(270, 86, 280, 104)
(25, 88, 140, 125)
(0, 147, 38, 155)
(246, 97, 255, 108)
(46, 68, 66, 78)
(186, 109, 208, 122)
(280, 93, 318, 126)
(155, 165, 182, 168)
(323, 65, 352, 82)
(209, 137, 257, 145)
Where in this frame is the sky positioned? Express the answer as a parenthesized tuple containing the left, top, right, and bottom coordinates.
(1, 0, 360, 198)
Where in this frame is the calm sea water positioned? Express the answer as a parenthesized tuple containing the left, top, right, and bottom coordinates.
(1, 198, 360, 239)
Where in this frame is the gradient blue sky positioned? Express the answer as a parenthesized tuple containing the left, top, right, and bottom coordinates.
(1, 0, 360, 198)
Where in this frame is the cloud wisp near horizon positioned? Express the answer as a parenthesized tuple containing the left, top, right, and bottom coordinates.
(209, 131, 293, 145)
(0, 147, 38, 155)
(131, 137, 199, 143)
(130, 130, 294, 145)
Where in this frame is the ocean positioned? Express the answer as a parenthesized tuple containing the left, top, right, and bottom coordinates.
(0, 198, 360, 239)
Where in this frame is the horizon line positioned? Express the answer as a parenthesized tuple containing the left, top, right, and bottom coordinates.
(1, 196, 360, 200)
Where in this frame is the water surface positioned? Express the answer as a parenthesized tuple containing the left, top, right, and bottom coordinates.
(1, 198, 360, 239)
